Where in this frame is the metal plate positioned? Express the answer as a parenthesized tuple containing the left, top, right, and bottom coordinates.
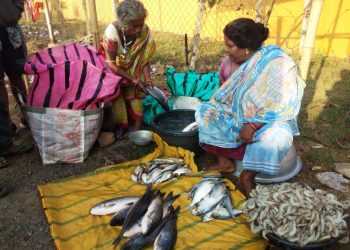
(233, 145, 303, 184)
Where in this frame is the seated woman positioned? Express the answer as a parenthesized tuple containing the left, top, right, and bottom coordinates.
(100, 0, 156, 136)
(195, 18, 305, 196)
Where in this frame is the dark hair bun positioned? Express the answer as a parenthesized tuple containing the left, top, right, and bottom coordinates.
(256, 22, 269, 44)
(223, 18, 269, 50)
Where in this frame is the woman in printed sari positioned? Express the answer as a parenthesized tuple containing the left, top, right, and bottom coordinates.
(100, 0, 156, 135)
(195, 18, 305, 196)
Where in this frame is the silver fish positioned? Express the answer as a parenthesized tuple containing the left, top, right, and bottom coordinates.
(110, 205, 133, 226)
(141, 192, 164, 235)
(89, 196, 139, 215)
(113, 184, 154, 247)
(173, 166, 190, 176)
(124, 219, 142, 238)
(222, 194, 243, 218)
(155, 171, 173, 184)
(161, 164, 178, 172)
(121, 208, 177, 250)
(154, 206, 180, 250)
(192, 182, 227, 215)
(189, 180, 219, 207)
(162, 192, 180, 219)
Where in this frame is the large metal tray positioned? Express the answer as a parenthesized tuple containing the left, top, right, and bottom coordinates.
(233, 145, 302, 184)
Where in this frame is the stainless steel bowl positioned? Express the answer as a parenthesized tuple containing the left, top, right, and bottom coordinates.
(128, 130, 153, 146)
(233, 144, 302, 183)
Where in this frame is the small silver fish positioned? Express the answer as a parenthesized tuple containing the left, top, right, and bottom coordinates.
(89, 196, 139, 215)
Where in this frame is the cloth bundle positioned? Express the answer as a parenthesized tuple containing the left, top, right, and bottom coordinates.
(25, 43, 124, 110)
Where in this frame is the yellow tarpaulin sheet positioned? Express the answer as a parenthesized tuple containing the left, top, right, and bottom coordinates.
(38, 134, 268, 250)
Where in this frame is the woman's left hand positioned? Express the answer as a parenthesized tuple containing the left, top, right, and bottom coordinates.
(236, 123, 256, 144)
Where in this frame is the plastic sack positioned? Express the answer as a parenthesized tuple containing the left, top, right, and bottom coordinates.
(26, 106, 102, 164)
(315, 172, 350, 192)
(173, 96, 202, 110)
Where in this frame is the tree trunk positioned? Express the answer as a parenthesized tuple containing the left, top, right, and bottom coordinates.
(189, 0, 206, 71)
(264, 0, 276, 26)
(299, 0, 324, 80)
(88, 0, 100, 49)
(299, 0, 312, 54)
(83, 0, 91, 35)
(256, 0, 266, 23)
(43, 0, 55, 45)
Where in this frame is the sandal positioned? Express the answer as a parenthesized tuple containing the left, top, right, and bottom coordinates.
(0, 156, 8, 169)
(0, 143, 33, 157)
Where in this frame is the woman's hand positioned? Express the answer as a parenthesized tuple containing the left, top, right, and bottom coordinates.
(236, 123, 256, 144)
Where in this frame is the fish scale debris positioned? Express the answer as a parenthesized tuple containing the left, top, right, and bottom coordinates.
(243, 183, 348, 246)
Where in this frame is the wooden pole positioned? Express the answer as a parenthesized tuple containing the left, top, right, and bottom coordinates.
(43, 0, 55, 45)
(256, 0, 266, 23)
(82, 0, 91, 35)
(189, 0, 205, 70)
(264, 0, 276, 26)
(300, 0, 312, 54)
(299, 0, 324, 80)
(88, 0, 100, 49)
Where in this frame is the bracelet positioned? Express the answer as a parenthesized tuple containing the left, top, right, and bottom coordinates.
(248, 122, 257, 131)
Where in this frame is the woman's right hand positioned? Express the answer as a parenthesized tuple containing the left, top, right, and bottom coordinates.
(132, 78, 146, 92)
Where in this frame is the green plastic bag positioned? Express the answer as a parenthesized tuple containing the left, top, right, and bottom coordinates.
(166, 67, 219, 101)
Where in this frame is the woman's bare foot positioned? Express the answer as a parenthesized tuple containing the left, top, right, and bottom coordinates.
(239, 170, 258, 197)
(204, 155, 236, 173)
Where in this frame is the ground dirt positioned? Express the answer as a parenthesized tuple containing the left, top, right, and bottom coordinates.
(0, 22, 350, 250)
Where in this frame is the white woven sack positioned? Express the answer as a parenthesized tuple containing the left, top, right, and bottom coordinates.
(173, 96, 202, 110)
(25, 107, 102, 164)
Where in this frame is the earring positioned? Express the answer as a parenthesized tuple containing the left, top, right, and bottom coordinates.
(245, 48, 249, 55)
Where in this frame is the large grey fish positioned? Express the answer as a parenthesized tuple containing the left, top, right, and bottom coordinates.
(110, 205, 133, 226)
(154, 206, 180, 250)
(162, 192, 180, 218)
(120, 206, 178, 250)
(192, 182, 227, 215)
(113, 184, 154, 247)
(124, 219, 142, 238)
(89, 196, 139, 215)
(141, 191, 164, 235)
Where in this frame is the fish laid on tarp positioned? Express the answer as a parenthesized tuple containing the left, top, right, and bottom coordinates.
(113, 184, 154, 247)
(141, 191, 164, 235)
(188, 177, 243, 221)
(154, 206, 180, 250)
(110, 205, 133, 226)
(131, 158, 191, 184)
(162, 192, 180, 219)
(89, 196, 139, 215)
(121, 206, 180, 250)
